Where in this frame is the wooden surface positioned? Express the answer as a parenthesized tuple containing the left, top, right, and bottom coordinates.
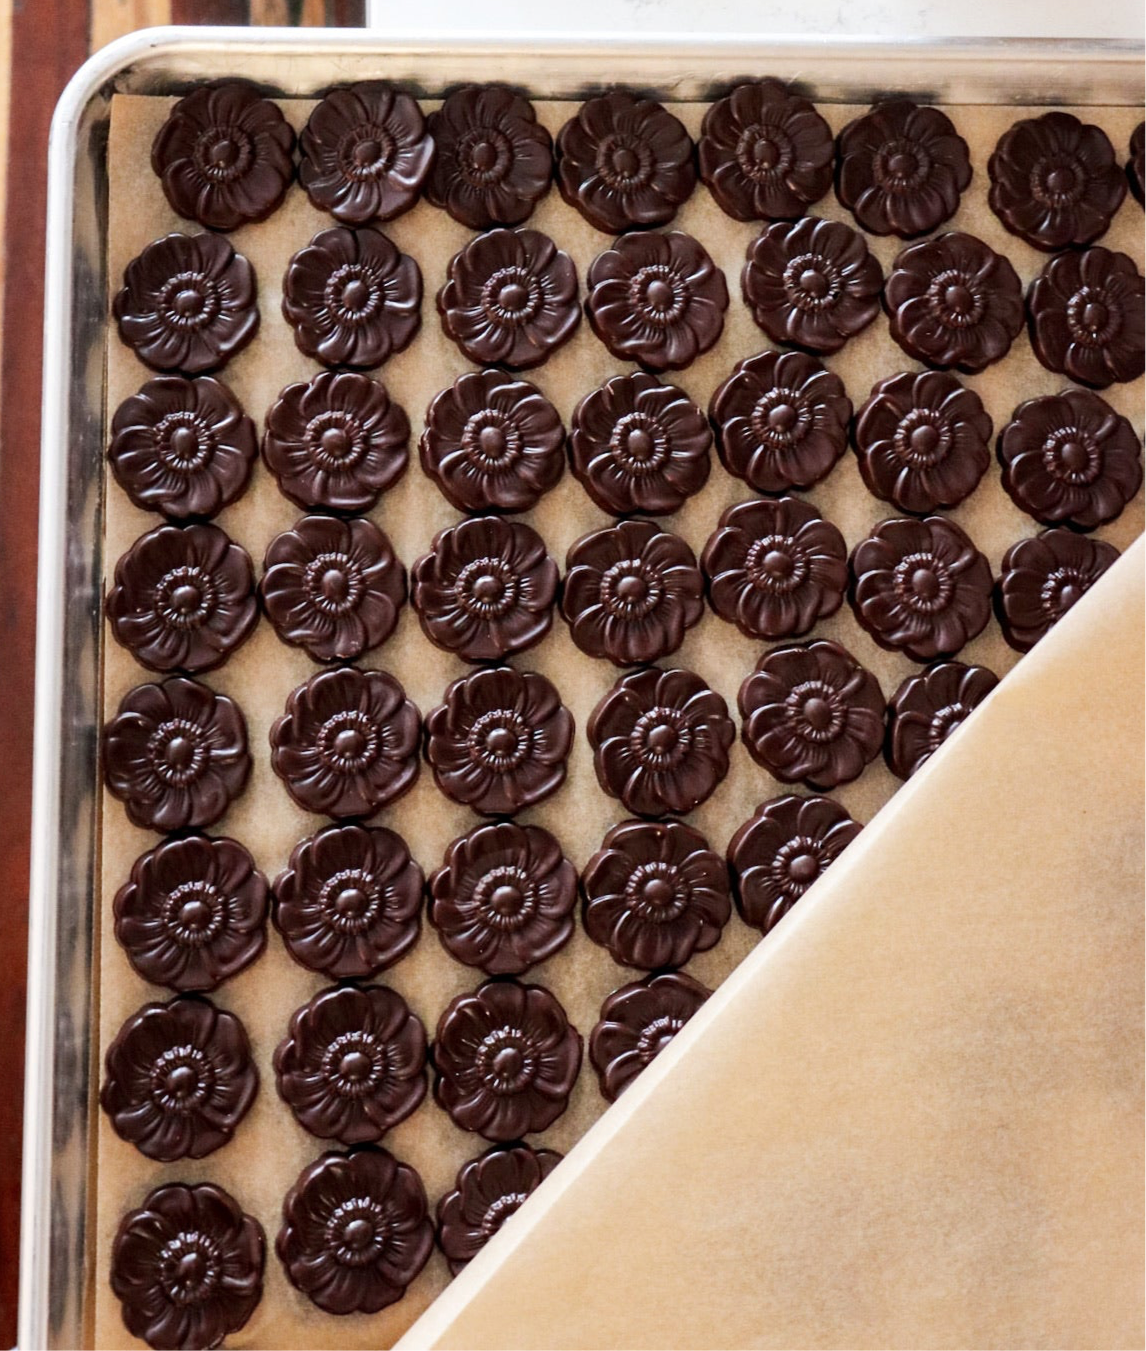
(0, 6, 366, 1343)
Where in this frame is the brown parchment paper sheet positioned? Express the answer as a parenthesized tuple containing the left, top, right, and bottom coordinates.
(97, 92, 1144, 1350)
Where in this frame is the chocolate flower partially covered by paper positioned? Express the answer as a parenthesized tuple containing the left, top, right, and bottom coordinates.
(437, 1146, 562, 1275)
(589, 972, 710, 1102)
(886, 661, 999, 780)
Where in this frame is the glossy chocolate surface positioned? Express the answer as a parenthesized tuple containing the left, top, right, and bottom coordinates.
(437, 1146, 562, 1275)
(886, 661, 999, 779)
(996, 528, 1119, 652)
(589, 972, 710, 1103)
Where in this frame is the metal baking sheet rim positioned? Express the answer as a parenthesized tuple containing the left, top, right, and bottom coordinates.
(22, 26, 1146, 1351)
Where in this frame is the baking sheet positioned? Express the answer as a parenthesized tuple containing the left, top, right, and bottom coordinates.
(98, 91, 1144, 1349)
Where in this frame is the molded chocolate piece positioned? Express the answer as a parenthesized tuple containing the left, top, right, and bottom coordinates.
(587, 667, 735, 817)
(437, 1146, 562, 1275)
(886, 661, 999, 780)
(738, 640, 885, 789)
(589, 972, 710, 1102)
(1130, 122, 1145, 204)
(996, 528, 1119, 652)
(433, 979, 582, 1141)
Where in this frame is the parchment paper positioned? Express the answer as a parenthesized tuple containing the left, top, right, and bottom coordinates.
(97, 91, 1144, 1350)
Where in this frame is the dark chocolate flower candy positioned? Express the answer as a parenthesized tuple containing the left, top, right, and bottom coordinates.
(568, 372, 712, 515)
(555, 90, 695, 233)
(273, 823, 423, 979)
(1027, 247, 1145, 389)
(430, 822, 576, 976)
(426, 84, 553, 229)
(277, 1147, 433, 1315)
(998, 388, 1143, 530)
(113, 834, 267, 993)
(106, 522, 257, 674)
(437, 1145, 562, 1275)
(114, 232, 258, 375)
(261, 514, 405, 663)
(100, 995, 257, 1161)
(738, 640, 885, 790)
(698, 78, 833, 223)
(589, 972, 709, 1103)
(742, 216, 882, 355)
(1130, 122, 1145, 205)
(151, 79, 295, 232)
(420, 369, 565, 513)
(411, 517, 558, 663)
(885, 231, 1024, 374)
(425, 666, 573, 817)
(581, 819, 730, 971)
(263, 370, 409, 514)
(433, 979, 582, 1141)
(710, 348, 850, 493)
(701, 496, 847, 640)
(996, 528, 1119, 653)
(850, 516, 993, 662)
(836, 100, 971, 238)
(104, 677, 251, 833)
(299, 82, 433, 223)
(108, 376, 257, 520)
(853, 370, 992, 514)
(282, 226, 422, 369)
(586, 230, 728, 372)
(562, 519, 704, 667)
(886, 661, 998, 780)
(587, 667, 735, 817)
(270, 668, 420, 819)
(111, 1183, 264, 1351)
(728, 794, 862, 934)
(988, 111, 1126, 251)
(274, 984, 427, 1145)
(438, 227, 580, 370)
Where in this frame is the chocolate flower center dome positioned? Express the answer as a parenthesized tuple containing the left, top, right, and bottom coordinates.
(473, 865, 539, 932)
(737, 122, 795, 179)
(458, 126, 513, 184)
(633, 708, 691, 766)
(455, 557, 518, 617)
(149, 719, 208, 786)
(596, 133, 655, 189)
(154, 565, 216, 631)
(317, 711, 379, 772)
(1044, 427, 1101, 483)
(157, 413, 215, 473)
(749, 386, 813, 447)
(339, 124, 397, 178)
(774, 838, 824, 893)
(150, 1044, 211, 1113)
(786, 680, 845, 743)
(160, 272, 220, 331)
(744, 534, 809, 593)
(1033, 154, 1084, 206)
(469, 711, 529, 771)
(318, 867, 381, 932)
(159, 1232, 221, 1306)
(480, 1191, 528, 1238)
(325, 264, 384, 327)
(629, 265, 687, 327)
(193, 124, 254, 182)
(477, 1030, 534, 1094)
(482, 267, 541, 325)
(1067, 287, 1120, 347)
(928, 269, 985, 328)
(636, 1014, 684, 1061)
(304, 410, 368, 472)
(162, 880, 226, 948)
(609, 412, 668, 474)
(624, 863, 688, 923)
(327, 1199, 387, 1267)
(875, 139, 931, 189)
(600, 558, 664, 618)
(462, 410, 522, 470)
(321, 1031, 386, 1098)
(302, 551, 365, 616)
(784, 252, 841, 311)
(893, 410, 952, 468)
(1042, 566, 1089, 615)
(893, 552, 955, 612)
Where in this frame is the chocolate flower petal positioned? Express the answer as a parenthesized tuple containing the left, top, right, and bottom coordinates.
(589, 972, 709, 1102)
(996, 529, 1119, 652)
(1130, 122, 1145, 204)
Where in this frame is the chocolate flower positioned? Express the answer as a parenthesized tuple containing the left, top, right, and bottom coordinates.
(106, 522, 257, 674)
(988, 111, 1126, 251)
(420, 369, 565, 513)
(1130, 122, 1145, 205)
(438, 227, 580, 370)
(581, 819, 731, 971)
(100, 995, 257, 1161)
(108, 375, 257, 520)
(104, 677, 250, 833)
(887, 661, 999, 780)
(738, 640, 885, 789)
(710, 349, 851, 493)
(274, 984, 427, 1144)
(277, 1147, 433, 1315)
(742, 216, 882, 354)
(426, 666, 573, 816)
(587, 667, 735, 817)
(114, 232, 258, 375)
(151, 79, 295, 231)
(270, 667, 420, 819)
(885, 231, 1024, 373)
(589, 972, 709, 1103)
(569, 372, 712, 515)
(113, 834, 267, 993)
(998, 388, 1143, 530)
(299, 82, 433, 223)
(262, 370, 409, 514)
(850, 516, 993, 662)
(727, 794, 862, 934)
(586, 230, 728, 371)
(437, 1145, 562, 1275)
(429, 822, 577, 975)
(836, 100, 972, 238)
(411, 517, 558, 662)
(426, 84, 553, 229)
(282, 225, 422, 368)
(556, 90, 695, 233)
(853, 370, 992, 514)
(996, 529, 1119, 652)
(111, 1183, 264, 1351)
(433, 979, 582, 1140)
(1027, 247, 1145, 389)
(698, 78, 833, 222)
(701, 496, 847, 640)
(273, 823, 423, 979)
(562, 519, 704, 666)
(261, 515, 406, 663)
